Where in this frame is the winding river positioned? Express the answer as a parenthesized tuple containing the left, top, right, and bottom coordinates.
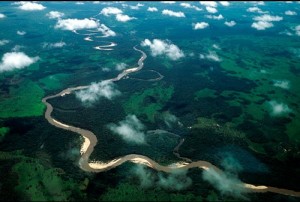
(42, 46, 300, 198)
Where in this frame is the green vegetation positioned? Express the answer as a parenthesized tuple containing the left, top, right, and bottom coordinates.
(38, 73, 70, 91)
(192, 117, 246, 140)
(0, 127, 9, 141)
(100, 182, 200, 201)
(0, 80, 45, 118)
(217, 35, 300, 145)
(0, 150, 84, 201)
(123, 84, 174, 122)
(194, 88, 217, 101)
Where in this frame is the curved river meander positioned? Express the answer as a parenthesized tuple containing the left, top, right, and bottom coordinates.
(42, 46, 300, 197)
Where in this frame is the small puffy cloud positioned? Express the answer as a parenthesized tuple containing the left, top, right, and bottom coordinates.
(115, 62, 128, 71)
(141, 39, 184, 61)
(100, 7, 123, 16)
(163, 112, 179, 128)
(46, 11, 64, 19)
(285, 10, 297, 16)
(160, 1, 176, 4)
(115, 13, 136, 22)
(11, 45, 24, 52)
(75, 80, 121, 106)
(158, 170, 192, 191)
(0, 40, 9, 46)
(193, 22, 209, 29)
(75, 2, 84, 5)
(108, 115, 146, 144)
(16, 1, 46, 11)
(147, 7, 158, 12)
(0, 52, 39, 73)
(97, 24, 116, 37)
(295, 25, 300, 36)
(212, 44, 221, 50)
(102, 67, 111, 72)
(200, 1, 218, 7)
(219, 1, 230, 6)
(133, 165, 192, 190)
(0, 13, 6, 18)
(133, 165, 155, 188)
(268, 100, 292, 116)
(180, 2, 192, 8)
(225, 20, 236, 27)
(55, 18, 99, 31)
(251, 21, 273, 30)
(206, 14, 224, 20)
(253, 14, 283, 22)
(199, 51, 221, 62)
(273, 80, 290, 89)
(17, 30, 26, 35)
(180, 3, 202, 11)
(246, 7, 267, 14)
(130, 3, 144, 10)
(162, 9, 185, 17)
(203, 165, 247, 198)
(206, 6, 218, 13)
(42, 42, 66, 49)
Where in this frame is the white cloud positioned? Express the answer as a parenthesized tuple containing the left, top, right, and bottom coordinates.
(205, 14, 224, 20)
(17, 1, 46, 11)
(202, 166, 247, 198)
(219, 1, 230, 6)
(295, 25, 300, 36)
(0, 52, 39, 73)
(162, 9, 185, 17)
(17, 30, 26, 35)
(285, 10, 297, 16)
(133, 165, 192, 190)
(225, 20, 236, 27)
(141, 39, 184, 61)
(246, 7, 266, 13)
(97, 24, 116, 37)
(55, 18, 99, 31)
(200, 1, 218, 7)
(0, 13, 6, 18)
(212, 44, 221, 50)
(180, 3, 202, 11)
(160, 1, 176, 4)
(115, 13, 136, 22)
(206, 6, 218, 13)
(75, 80, 121, 106)
(108, 115, 146, 144)
(115, 63, 128, 71)
(193, 22, 209, 30)
(0, 40, 9, 46)
(247, 7, 259, 12)
(147, 7, 158, 12)
(180, 2, 192, 8)
(158, 170, 192, 191)
(46, 11, 64, 19)
(253, 14, 283, 22)
(102, 67, 111, 72)
(268, 100, 292, 116)
(273, 80, 290, 90)
(11, 45, 24, 52)
(251, 21, 273, 30)
(100, 7, 123, 16)
(130, 3, 144, 10)
(42, 42, 66, 49)
(199, 51, 221, 62)
(163, 112, 179, 128)
(75, 2, 84, 5)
